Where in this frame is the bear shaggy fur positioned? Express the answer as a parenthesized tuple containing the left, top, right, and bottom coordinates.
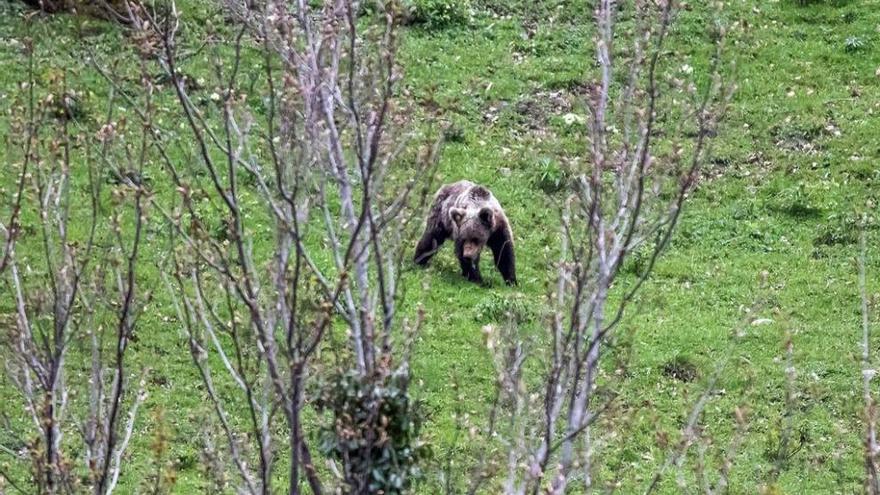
(414, 180, 516, 285)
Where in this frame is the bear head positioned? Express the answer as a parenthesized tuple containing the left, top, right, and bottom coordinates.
(449, 206, 494, 262)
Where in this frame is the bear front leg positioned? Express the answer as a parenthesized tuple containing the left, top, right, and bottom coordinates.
(489, 225, 517, 285)
(458, 254, 483, 283)
(414, 201, 450, 266)
(415, 187, 454, 266)
(414, 228, 447, 265)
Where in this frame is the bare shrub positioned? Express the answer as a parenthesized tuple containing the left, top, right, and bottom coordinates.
(87, 0, 441, 492)
(0, 28, 150, 494)
(465, 1, 738, 492)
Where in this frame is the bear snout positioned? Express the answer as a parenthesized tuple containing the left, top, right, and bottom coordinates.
(462, 243, 482, 260)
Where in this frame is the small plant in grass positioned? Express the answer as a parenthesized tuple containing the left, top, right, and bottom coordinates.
(473, 292, 537, 324)
(769, 183, 823, 220)
(529, 157, 569, 194)
(814, 212, 875, 246)
(145, 408, 178, 494)
(620, 243, 655, 276)
(661, 355, 699, 382)
(844, 35, 866, 53)
(770, 118, 825, 146)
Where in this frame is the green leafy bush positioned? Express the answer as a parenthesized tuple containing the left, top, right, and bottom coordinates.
(404, 0, 471, 30)
(315, 368, 430, 494)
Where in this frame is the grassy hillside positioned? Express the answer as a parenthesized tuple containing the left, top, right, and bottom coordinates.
(1, 0, 879, 492)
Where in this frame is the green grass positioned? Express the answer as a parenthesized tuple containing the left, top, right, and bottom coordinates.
(1, 0, 879, 492)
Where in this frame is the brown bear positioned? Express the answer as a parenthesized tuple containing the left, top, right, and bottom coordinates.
(414, 180, 516, 285)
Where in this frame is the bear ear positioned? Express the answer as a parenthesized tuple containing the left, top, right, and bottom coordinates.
(449, 207, 465, 226)
(478, 207, 494, 227)
(470, 186, 491, 200)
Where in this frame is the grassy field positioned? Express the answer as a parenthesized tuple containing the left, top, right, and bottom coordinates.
(1, 0, 879, 492)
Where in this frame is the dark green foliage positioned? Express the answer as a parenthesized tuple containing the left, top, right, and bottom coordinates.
(50, 89, 88, 122)
(767, 183, 823, 220)
(813, 212, 869, 246)
(443, 124, 466, 143)
(15, 0, 143, 21)
(661, 355, 699, 382)
(404, 0, 470, 30)
(770, 118, 825, 148)
(105, 169, 153, 188)
(789, 0, 850, 6)
(840, 11, 859, 23)
(315, 369, 430, 495)
(620, 243, 656, 276)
